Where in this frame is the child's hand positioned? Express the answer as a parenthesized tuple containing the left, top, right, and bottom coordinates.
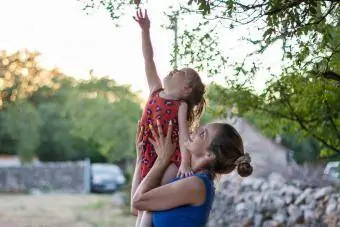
(177, 162, 193, 178)
(133, 9, 150, 30)
(134, 0, 141, 6)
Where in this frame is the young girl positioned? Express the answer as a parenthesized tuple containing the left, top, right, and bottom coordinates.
(131, 9, 206, 227)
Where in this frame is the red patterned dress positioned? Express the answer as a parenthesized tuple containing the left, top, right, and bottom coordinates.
(139, 89, 182, 179)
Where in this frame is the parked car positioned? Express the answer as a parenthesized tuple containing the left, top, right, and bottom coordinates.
(91, 163, 126, 193)
(324, 161, 340, 180)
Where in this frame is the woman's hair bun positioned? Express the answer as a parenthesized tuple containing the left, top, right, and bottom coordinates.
(235, 153, 253, 177)
(237, 162, 253, 177)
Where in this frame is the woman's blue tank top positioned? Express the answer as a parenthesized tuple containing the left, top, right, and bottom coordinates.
(152, 173, 215, 227)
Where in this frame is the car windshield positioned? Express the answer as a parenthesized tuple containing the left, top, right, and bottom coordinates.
(92, 165, 121, 175)
(330, 167, 339, 173)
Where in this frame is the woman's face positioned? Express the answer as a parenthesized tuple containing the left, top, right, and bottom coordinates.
(185, 123, 219, 158)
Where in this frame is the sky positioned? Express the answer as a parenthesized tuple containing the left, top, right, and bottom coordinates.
(0, 0, 283, 99)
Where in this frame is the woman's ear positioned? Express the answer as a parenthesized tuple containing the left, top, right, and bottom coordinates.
(205, 151, 216, 162)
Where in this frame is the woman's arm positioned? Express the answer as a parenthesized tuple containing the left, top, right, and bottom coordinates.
(133, 167, 205, 211)
(132, 120, 205, 211)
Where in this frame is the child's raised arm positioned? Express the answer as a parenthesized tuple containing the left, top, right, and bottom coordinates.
(134, 9, 162, 94)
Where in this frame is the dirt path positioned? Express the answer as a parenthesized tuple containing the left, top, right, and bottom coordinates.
(0, 194, 135, 227)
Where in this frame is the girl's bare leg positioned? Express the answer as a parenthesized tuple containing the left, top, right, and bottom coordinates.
(139, 164, 178, 227)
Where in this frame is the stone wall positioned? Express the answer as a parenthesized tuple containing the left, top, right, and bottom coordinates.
(224, 117, 291, 177)
(208, 173, 340, 227)
(0, 160, 91, 193)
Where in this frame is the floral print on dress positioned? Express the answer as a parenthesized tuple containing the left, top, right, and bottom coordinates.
(139, 89, 182, 179)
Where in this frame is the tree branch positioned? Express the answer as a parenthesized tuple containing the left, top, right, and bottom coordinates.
(282, 93, 340, 155)
(324, 98, 340, 145)
(233, 1, 268, 11)
(323, 71, 340, 82)
(264, 0, 304, 16)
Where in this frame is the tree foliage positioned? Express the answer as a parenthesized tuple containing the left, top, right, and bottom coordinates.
(178, 0, 340, 78)
(206, 79, 340, 160)
(0, 100, 41, 162)
(82, 0, 340, 160)
(0, 50, 142, 163)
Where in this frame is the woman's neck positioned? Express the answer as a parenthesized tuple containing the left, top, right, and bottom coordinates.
(191, 157, 209, 174)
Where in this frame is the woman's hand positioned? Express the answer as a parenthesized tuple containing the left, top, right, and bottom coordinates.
(133, 9, 150, 31)
(148, 120, 176, 163)
(135, 120, 144, 161)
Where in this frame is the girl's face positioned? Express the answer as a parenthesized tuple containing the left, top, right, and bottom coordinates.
(163, 68, 193, 96)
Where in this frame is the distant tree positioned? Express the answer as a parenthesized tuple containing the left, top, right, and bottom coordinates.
(206, 82, 340, 160)
(0, 100, 41, 162)
(0, 50, 142, 163)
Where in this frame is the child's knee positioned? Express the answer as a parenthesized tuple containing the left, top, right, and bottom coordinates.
(161, 163, 178, 185)
(131, 207, 138, 216)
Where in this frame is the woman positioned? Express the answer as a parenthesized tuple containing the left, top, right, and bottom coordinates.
(131, 120, 253, 227)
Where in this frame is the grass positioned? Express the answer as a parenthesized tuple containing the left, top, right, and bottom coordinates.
(0, 194, 136, 227)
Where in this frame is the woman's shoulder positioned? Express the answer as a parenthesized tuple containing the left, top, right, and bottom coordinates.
(192, 173, 215, 206)
(192, 173, 214, 196)
(178, 173, 214, 207)
(171, 173, 212, 182)
(171, 173, 214, 192)
(193, 173, 214, 189)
